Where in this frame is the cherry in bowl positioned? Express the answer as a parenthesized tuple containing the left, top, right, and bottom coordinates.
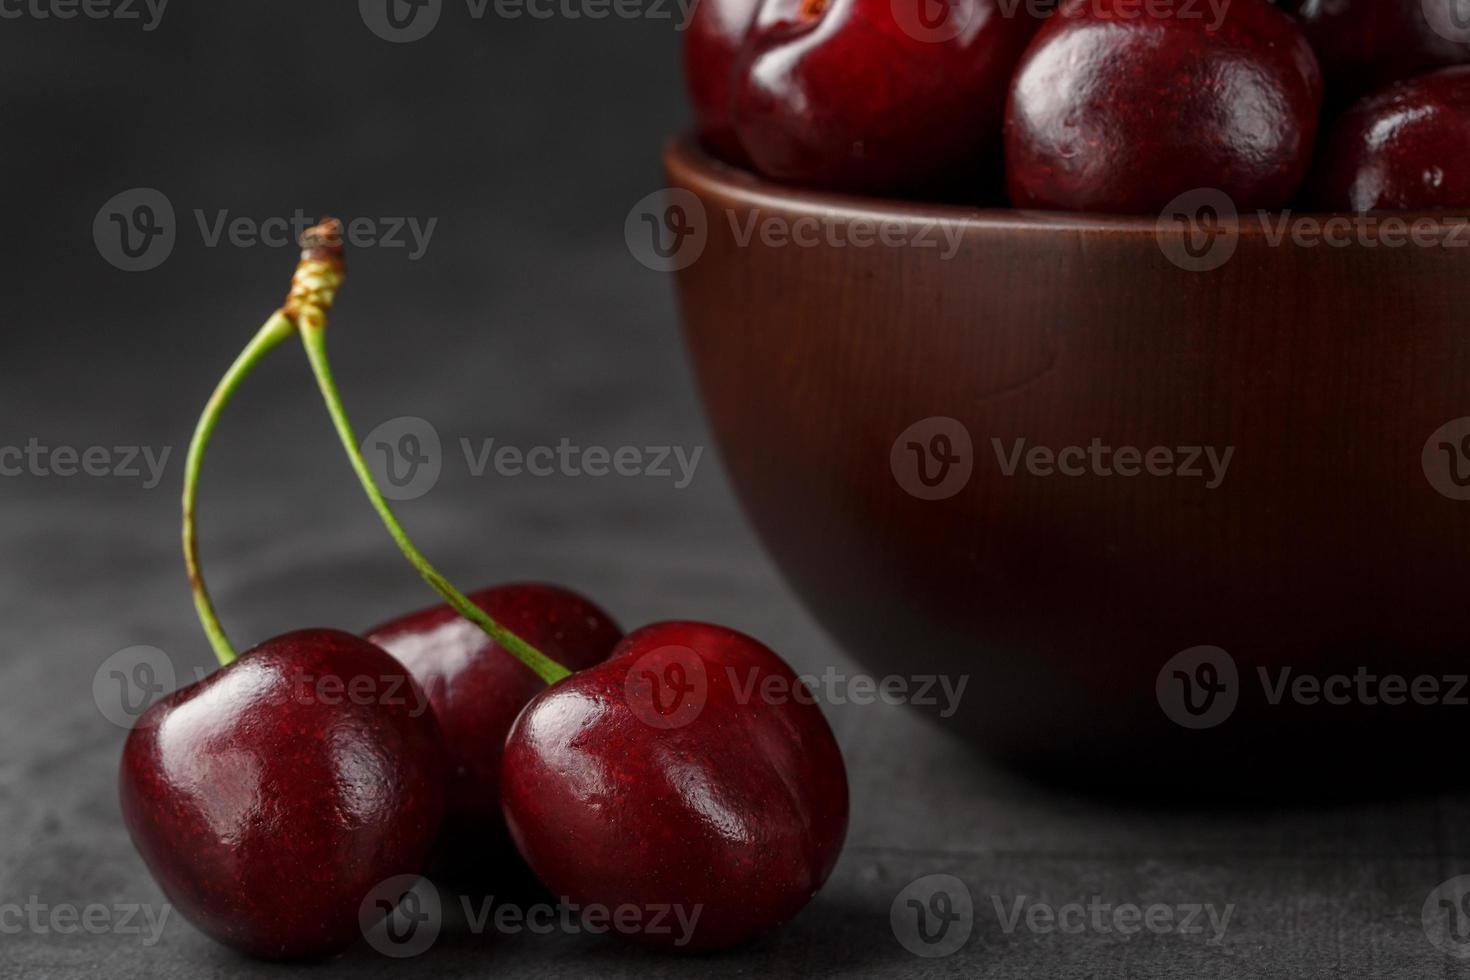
(1005, 0, 1323, 214)
(692, 0, 1044, 195)
(1277, 0, 1470, 99)
(1312, 67, 1470, 212)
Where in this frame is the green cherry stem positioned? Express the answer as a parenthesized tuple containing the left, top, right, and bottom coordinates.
(290, 221, 572, 687)
(182, 311, 295, 667)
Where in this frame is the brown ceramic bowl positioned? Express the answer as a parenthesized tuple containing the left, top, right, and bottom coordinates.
(666, 136, 1470, 796)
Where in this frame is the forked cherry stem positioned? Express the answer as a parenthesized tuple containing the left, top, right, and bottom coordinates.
(182, 219, 571, 685)
(182, 312, 295, 665)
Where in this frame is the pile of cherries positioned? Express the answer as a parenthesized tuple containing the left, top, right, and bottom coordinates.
(118, 226, 849, 959)
(686, 0, 1470, 213)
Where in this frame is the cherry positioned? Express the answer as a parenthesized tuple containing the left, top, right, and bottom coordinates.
(366, 583, 623, 877)
(1311, 67, 1470, 212)
(119, 630, 447, 959)
(500, 621, 849, 951)
(684, 0, 761, 167)
(1276, 0, 1470, 99)
(146, 223, 851, 956)
(1005, 0, 1324, 214)
(121, 224, 450, 959)
(713, 0, 1042, 194)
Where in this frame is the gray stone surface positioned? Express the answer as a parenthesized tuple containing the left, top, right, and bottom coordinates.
(6, 235, 1470, 978)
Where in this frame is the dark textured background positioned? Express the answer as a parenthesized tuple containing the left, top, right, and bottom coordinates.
(4, 3, 1470, 977)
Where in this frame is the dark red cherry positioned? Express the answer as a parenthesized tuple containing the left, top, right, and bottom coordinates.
(685, 0, 762, 166)
(1006, 0, 1323, 214)
(1276, 0, 1470, 99)
(366, 583, 622, 878)
(118, 629, 447, 960)
(1312, 67, 1470, 211)
(723, 0, 1043, 194)
(501, 621, 849, 950)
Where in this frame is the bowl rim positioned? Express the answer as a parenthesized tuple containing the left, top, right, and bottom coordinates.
(664, 134, 1470, 238)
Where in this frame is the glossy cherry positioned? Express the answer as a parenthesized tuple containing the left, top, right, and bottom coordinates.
(1006, 0, 1323, 214)
(119, 629, 448, 960)
(715, 0, 1043, 194)
(685, 0, 761, 166)
(1276, 0, 1470, 99)
(501, 621, 849, 951)
(1311, 67, 1470, 212)
(366, 583, 622, 876)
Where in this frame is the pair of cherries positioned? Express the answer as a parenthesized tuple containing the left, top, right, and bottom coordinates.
(118, 226, 849, 959)
(687, 0, 1470, 213)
